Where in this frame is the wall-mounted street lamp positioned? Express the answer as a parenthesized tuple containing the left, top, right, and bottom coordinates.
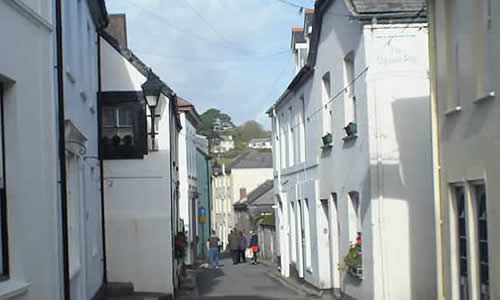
(141, 71, 163, 151)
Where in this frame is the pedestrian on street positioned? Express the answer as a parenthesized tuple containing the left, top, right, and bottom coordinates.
(239, 231, 248, 263)
(249, 230, 259, 265)
(229, 229, 241, 264)
(207, 230, 220, 269)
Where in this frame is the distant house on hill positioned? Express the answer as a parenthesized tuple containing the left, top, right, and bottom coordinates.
(212, 135, 234, 153)
(249, 138, 272, 150)
(211, 151, 273, 249)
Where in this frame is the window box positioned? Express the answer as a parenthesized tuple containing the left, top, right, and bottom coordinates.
(321, 133, 333, 147)
(344, 122, 357, 137)
(100, 92, 148, 159)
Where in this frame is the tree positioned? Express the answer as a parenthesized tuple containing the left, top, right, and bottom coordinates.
(197, 108, 235, 147)
(234, 120, 271, 144)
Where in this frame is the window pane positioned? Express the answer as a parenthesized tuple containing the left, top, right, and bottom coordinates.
(118, 128, 133, 139)
(118, 108, 133, 126)
(102, 128, 116, 139)
(103, 108, 115, 127)
(476, 184, 489, 299)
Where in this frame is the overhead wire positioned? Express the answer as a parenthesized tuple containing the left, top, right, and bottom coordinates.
(179, 0, 245, 52)
(276, 6, 427, 132)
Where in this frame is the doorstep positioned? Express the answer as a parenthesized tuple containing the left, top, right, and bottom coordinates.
(260, 260, 324, 298)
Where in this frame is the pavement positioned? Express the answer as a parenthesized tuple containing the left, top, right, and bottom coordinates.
(177, 258, 312, 300)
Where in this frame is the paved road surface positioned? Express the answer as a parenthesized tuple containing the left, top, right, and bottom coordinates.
(178, 258, 310, 300)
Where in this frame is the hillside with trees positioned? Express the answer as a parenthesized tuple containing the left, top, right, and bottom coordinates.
(196, 109, 271, 163)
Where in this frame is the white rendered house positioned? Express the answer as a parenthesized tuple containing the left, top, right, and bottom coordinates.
(429, 0, 499, 298)
(0, 1, 108, 299)
(212, 152, 273, 247)
(99, 25, 180, 297)
(268, 1, 436, 299)
(212, 135, 234, 154)
(176, 97, 201, 266)
(248, 138, 272, 150)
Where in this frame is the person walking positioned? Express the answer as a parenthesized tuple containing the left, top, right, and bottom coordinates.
(229, 229, 241, 264)
(239, 231, 248, 263)
(249, 230, 259, 265)
(207, 230, 220, 269)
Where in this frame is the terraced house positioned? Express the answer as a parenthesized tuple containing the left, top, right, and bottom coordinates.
(268, 1, 436, 299)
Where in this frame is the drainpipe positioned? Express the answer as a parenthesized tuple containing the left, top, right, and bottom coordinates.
(428, 1, 444, 298)
(96, 33, 108, 284)
(55, 0, 70, 298)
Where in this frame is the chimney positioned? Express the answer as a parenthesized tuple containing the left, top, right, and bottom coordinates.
(240, 188, 247, 200)
(106, 14, 128, 48)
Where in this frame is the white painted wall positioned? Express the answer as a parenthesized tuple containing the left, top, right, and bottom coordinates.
(430, 0, 500, 298)
(62, 1, 104, 298)
(271, 1, 435, 299)
(100, 36, 176, 295)
(178, 112, 198, 265)
(103, 152, 173, 294)
(0, 1, 63, 299)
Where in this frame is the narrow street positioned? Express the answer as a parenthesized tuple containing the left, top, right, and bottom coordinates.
(178, 258, 310, 300)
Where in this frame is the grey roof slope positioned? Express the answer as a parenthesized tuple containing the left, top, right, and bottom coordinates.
(234, 180, 274, 208)
(230, 151, 273, 169)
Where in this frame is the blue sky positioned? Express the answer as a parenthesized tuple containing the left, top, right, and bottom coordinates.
(105, 0, 314, 128)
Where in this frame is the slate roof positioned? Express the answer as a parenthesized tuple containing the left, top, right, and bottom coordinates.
(234, 180, 274, 208)
(230, 151, 273, 169)
(349, 0, 426, 14)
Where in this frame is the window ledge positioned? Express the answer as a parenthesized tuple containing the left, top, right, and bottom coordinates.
(444, 106, 462, 116)
(321, 144, 333, 150)
(474, 91, 495, 104)
(343, 135, 358, 141)
(0, 279, 31, 299)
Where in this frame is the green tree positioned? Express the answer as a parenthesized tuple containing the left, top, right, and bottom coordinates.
(197, 108, 235, 147)
(234, 120, 271, 144)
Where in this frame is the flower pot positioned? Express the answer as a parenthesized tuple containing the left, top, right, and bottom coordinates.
(344, 122, 357, 136)
(322, 133, 333, 146)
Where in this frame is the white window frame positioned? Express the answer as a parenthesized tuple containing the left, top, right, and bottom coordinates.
(321, 72, 332, 135)
(344, 52, 357, 125)
(348, 191, 360, 244)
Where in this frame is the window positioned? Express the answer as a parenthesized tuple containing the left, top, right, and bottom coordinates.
(321, 72, 331, 135)
(279, 113, 286, 169)
(454, 186, 469, 300)
(288, 106, 294, 167)
(299, 96, 306, 162)
(475, 184, 489, 299)
(100, 92, 147, 159)
(348, 191, 360, 244)
(476, 0, 493, 99)
(444, 0, 461, 110)
(0, 84, 9, 279)
(344, 52, 356, 124)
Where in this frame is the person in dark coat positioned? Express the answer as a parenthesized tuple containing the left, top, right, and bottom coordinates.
(228, 229, 241, 264)
(239, 231, 248, 263)
(249, 230, 259, 265)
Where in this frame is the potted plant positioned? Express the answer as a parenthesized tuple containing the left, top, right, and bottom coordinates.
(322, 133, 333, 146)
(174, 232, 187, 259)
(344, 122, 357, 137)
(340, 234, 363, 279)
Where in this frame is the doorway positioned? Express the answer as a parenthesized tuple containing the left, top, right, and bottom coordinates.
(330, 193, 340, 289)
